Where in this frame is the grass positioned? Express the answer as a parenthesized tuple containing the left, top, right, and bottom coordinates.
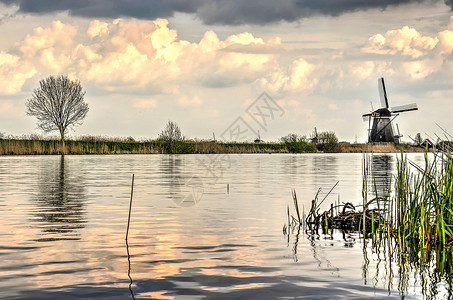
(0, 135, 425, 155)
(0, 138, 162, 155)
(367, 149, 453, 251)
(362, 149, 453, 296)
(340, 142, 426, 153)
(0, 138, 290, 155)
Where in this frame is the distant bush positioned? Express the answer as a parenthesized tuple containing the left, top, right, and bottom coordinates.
(280, 134, 316, 153)
(315, 131, 341, 153)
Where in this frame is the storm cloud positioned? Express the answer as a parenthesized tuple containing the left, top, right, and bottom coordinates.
(0, 0, 449, 25)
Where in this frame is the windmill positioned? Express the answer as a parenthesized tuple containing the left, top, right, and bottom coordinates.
(311, 127, 319, 144)
(362, 78, 418, 144)
(254, 130, 263, 143)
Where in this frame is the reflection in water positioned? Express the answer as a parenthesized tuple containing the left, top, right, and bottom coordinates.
(160, 155, 203, 207)
(2, 153, 446, 299)
(33, 155, 86, 240)
(126, 240, 136, 300)
(160, 155, 183, 201)
(286, 227, 452, 299)
(369, 154, 393, 198)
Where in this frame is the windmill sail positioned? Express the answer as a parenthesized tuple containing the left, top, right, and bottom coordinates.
(378, 77, 389, 109)
(391, 103, 418, 113)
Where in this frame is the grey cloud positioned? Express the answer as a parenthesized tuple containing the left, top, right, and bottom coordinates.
(0, 0, 201, 19)
(0, 0, 449, 25)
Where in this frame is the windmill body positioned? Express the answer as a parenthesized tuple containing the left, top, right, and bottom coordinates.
(363, 78, 418, 144)
(369, 108, 394, 143)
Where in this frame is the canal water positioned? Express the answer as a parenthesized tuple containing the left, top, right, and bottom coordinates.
(0, 153, 439, 299)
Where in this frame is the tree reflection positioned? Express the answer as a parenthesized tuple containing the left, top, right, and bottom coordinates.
(159, 155, 203, 207)
(160, 155, 183, 202)
(33, 155, 86, 241)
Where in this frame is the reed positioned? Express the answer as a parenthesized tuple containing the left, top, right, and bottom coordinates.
(377, 150, 453, 251)
(359, 149, 453, 295)
(283, 148, 453, 297)
(0, 135, 432, 156)
(0, 137, 291, 155)
(341, 143, 425, 153)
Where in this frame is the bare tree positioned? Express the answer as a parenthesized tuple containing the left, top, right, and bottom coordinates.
(158, 120, 184, 142)
(414, 133, 423, 145)
(26, 75, 89, 149)
(158, 121, 185, 153)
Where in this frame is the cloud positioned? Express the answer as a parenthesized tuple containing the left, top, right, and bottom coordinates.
(259, 58, 318, 93)
(132, 98, 158, 109)
(1, 0, 448, 25)
(362, 26, 438, 58)
(18, 20, 77, 57)
(402, 59, 443, 79)
(0, 18, 295, 95)
(72, 19, 280, 92)
(359, 17, 453, 80)
(177, 95, 202, 107)
(0, 52, 36, 94)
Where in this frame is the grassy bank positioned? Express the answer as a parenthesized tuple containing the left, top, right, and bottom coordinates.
(340, 142, 426, 153)
(0, 137, 425, 155)
(0, 138, 288, 155)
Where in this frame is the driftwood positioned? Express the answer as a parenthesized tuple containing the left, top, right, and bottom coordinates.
(306, 199, 383, 233)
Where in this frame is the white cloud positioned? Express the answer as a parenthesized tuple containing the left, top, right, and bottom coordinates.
(0, 52, 36, 94)
(0, 18, 318, 98)
(402, 59, 443, 79)
(259, 58, 318, 93)
(77, 19, 282, 91)
(362, 25, 438, 58)
(18, 20, 77, 58)
(358, 18, 453, 81)
(177, 95, 202, 107)
(87, 20, 109, 38)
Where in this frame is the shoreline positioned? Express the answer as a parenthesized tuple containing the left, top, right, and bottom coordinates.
(0, 138, 426, 155)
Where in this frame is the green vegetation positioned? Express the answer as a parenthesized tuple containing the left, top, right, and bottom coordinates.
(279, 133, 316, 153)
(316, 131, 341, 153)
(367, 150, 453, 296)
(157, 120, 190, 154)
(384, 150, 453, 248)
(0, 137, 424, 156)
(0, 136, 289, 155)
(1, 121, 426, 155)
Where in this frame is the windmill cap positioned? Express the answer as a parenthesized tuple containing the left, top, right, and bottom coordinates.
(373, 108, 391, 117)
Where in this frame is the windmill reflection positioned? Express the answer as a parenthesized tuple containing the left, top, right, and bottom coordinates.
(369, 154, 393, 199)
(33, 155, 86, 241)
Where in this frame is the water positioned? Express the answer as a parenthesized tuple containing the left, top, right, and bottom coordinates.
(0, 153, 438, 299)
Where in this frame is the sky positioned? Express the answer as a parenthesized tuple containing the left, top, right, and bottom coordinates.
(0, 0, 453, 143)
